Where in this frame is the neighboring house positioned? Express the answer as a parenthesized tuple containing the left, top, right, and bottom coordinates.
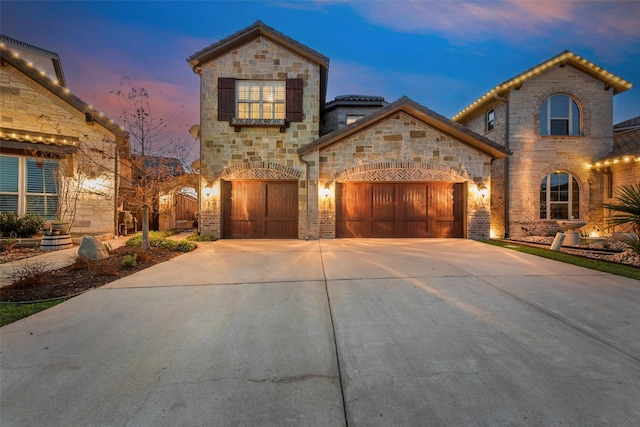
(188, 21, 509, 239)
(595, 116, 640, 199)
(453, 51, 635, 238)
(0, 35, 128, 235)
(321, 94, 387, 135)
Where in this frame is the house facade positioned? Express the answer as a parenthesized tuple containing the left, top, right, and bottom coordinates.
(191, 22, 635, 240)
(0, 36, 128, 235)
(453, 51, 634, 238)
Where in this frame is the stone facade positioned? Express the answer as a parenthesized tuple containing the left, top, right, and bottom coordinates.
(194, 34, 324, 239)
(1, 58, 121, 234)
(309, 111, 493, 239)
(458, 64, 623, 238)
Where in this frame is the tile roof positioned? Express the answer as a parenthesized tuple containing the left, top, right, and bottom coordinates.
(614, 116, 640, 131)
(594, 127, 640, 164)
(300, 96, 511, 159)
(454, 50, 633, 123)
(325, 94, 387, 110)
(0, 41, 128, 140)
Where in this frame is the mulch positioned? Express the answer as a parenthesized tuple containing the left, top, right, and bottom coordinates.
(0, 246, 181, 303)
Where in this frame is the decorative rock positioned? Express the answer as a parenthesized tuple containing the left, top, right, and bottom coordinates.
(77, 235, 109, 261)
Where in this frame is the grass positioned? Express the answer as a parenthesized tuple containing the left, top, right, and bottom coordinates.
(1, 300, 64, 327)
(482, 239, 640, 280)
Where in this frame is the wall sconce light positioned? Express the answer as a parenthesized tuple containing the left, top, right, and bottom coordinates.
(320, 186, 331, 198)
(203, 182, 220, 199)
(478, 183, 488, 199)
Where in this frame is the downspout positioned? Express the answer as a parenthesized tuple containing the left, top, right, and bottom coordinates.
(114, 140, 119, 237)
(494, 92, 510, 238)
(298, 154, 311, 240)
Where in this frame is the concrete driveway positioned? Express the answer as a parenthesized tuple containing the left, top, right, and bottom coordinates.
(1, 239, 639, 426)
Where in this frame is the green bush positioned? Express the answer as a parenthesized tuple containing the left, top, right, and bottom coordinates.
(0, 212, 45, 238)
(604, 183, 640, 254)
(124, 232, 197, 253)
(186, 232, 216, 242)
(122, 253, 137, 268)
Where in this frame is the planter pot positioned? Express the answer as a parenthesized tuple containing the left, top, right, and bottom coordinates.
(52, 222, 72, 234)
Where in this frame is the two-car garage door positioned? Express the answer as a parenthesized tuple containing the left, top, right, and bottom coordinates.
(336, 182, 464, 238)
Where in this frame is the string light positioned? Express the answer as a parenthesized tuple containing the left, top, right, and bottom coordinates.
(453, 51, 632, 121)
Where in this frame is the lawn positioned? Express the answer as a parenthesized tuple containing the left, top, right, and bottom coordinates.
(482, 239, 640, 280)
(1, 300, 64, 326)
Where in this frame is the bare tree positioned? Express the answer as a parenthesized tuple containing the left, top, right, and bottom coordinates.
(108, 78, 194, 250)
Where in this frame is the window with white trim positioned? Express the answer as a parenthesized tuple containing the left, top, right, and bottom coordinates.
(236, 81, 285, 120)
(486, 109, 495, 131)
(540, 171, 580, 220)
(540, 94, 580, 136)
(0, 155, 59, 219)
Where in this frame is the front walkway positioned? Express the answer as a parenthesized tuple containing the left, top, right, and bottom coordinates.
(1, 239, 639, 425)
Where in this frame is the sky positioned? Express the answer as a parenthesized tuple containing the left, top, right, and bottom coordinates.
(2, 0, 639, 158)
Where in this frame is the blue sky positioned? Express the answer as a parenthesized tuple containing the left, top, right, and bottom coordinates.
(2, 0, 639, 141)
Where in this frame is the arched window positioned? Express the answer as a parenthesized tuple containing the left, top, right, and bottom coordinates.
(540, 172, 580, 220)
(540, 94, 580, 136)
(486, 109, 495, 131)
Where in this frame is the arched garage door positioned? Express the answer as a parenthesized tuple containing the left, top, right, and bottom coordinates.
(222, 180, 298, 239)
(336, 182, 464, 238)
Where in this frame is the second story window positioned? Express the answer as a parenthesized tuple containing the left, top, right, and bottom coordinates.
(237, 81, 285, 120)
(540, 94, 581, 136)
(486, 109, 495, 132)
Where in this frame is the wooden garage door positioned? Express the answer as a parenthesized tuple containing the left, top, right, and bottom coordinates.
(222, 181, 298, 239)
(336, 182, 464, 238)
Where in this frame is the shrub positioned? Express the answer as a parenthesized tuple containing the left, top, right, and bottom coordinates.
(8, 261, 51, 288)
(124, 232, 197, 253)
(0, 239, 18, 252)
(0, 212, 44, 238)
(122, 254, 137, 268)
(604, 183, 640, 254)
(186, 232, 216, 242)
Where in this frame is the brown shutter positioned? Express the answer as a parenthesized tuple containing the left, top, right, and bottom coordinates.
(286, 78, 303, 122)
(218, 78, 235, 121)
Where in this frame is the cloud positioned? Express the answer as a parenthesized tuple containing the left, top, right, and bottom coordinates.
(331, 0, 640, 46)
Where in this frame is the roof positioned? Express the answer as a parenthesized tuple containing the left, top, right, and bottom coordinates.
(0, 34, 67, 87)
(300, 96, 511, 159)
(614, 116, 640, 132)
(188, 20, 330, 116)
(593, 127, 640, 165)
(0, 40, 129, 140)
(188, 21, 329, 71)
(325, 94, 387, 110)
(454, 50, 633, 122)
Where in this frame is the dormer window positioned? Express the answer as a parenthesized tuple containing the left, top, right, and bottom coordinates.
(540, 94, 580, 136)
(486, 109, 495, 132)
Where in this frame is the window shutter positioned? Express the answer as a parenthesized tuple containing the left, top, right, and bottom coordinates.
(286, 78, 303, 122)
(218, 78, 236, 121)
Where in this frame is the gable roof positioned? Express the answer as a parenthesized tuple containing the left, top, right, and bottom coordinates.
(300, 96, 511, 159)
(188, 21, 330, 114)
(454, 50, 633, 123)
(0, 34, 67, 87)
(0, 39, 128, 140)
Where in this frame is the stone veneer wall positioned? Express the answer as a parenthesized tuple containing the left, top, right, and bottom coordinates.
(460, 65, 614, 238)
(197, 36, 322, 239)
(1, 63, 118, 234)
(312, 112, 493, 239)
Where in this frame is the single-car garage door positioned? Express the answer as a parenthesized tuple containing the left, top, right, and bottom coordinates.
(222, 180, 298, 239)
(336, 182, 464, 238)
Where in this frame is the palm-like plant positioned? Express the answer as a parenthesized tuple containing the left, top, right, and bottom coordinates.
(604, 183, 640, 253)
